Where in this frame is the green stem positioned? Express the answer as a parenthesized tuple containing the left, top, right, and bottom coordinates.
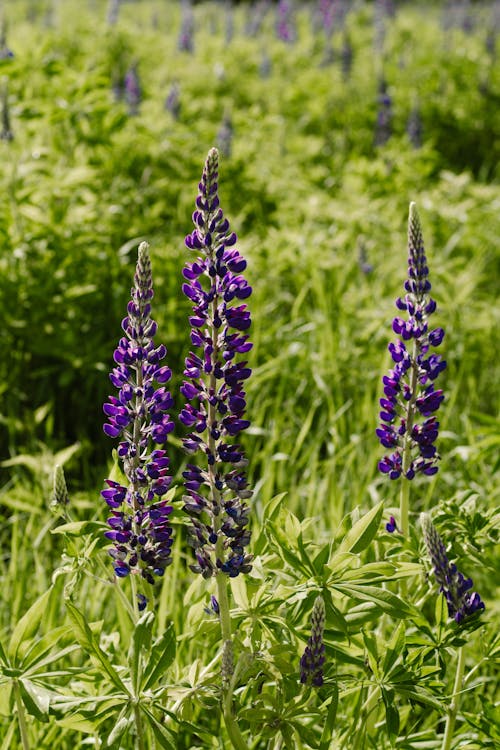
(13, 680, 30, 750)
(441, 646, 466, 750)
(133, 703, 146, 750)
(216, 574, 248, 750)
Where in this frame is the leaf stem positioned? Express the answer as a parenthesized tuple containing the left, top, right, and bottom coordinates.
(441, 645, 466, 750)
(13, 680, 30, 750)
(133, 703, 146, 750)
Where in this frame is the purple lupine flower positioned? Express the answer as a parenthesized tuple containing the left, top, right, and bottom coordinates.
(421, 514, 485, 624)
(180, 148, 253, 581)
(217, 112, 233, 159)
(341, 31, 353, 80)
(178, 0, 195, 53)
(165, 81, 181, 119)
(107, 0, 121, 26)
(300, 596, 326, 687)
(124, 63, 141, 116)
(102, 242, 174, 592)
(374, 78, 392, 147)
(407, 103, 423, 149)
(276, 0, 296, 43)
(377, 204, 446, 480)
(386, 515, 398, 533)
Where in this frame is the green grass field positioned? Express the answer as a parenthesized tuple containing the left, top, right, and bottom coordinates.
(0, 1, 498, 748)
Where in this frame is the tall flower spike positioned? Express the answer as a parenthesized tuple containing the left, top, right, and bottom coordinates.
(180, 148, 253, 580)
(102, 242, 174, 592)
(377, 203, 446, 482)
(421, 514, 485, 624)
(300, 596, 326, 687)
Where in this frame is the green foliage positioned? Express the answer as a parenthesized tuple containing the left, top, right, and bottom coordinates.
(0, 1, 498, 749)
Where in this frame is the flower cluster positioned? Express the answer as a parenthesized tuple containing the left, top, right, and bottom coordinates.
(300, 596, 326, 687)
(102, 242, 174, 589)
(180, 148, 253, 580)
(377, 203, 446, 480)
(421, 514, 485, 624)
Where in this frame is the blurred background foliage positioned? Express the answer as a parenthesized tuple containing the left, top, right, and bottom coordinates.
(0, 0, 498, 526)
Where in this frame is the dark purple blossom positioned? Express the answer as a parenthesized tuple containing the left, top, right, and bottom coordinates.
(386, 515, 398, 533)
(124, 63, 141, 115)
(377, 204, 446, 480)
(217, 112, 233, 159)
(165, 81, 181, 119)
(374, 78, 392, 147)
(180, 148, 253, 580)
(421, 514, 485, 624)
(276, 0, 296, 43)
(102, 242, 174, 591)
(178, 0, 195, 53)
(300, 596, 326, 687)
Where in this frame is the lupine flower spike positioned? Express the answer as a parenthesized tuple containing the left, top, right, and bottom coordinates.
(377, 204, 446, 534)
(102, 242, 174, 608)
(300, 595, 326, 687)
(421, 514, 485, 624)
(180, 147, 253, 581)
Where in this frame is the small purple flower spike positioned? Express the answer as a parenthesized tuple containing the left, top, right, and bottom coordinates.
(102, 242, 174, 590)
(386, 515, 398, 533)
(180, 148, 253, 580)
(300, 596, 326, 687)
(421, 514, 485, 624)
(377, 203, 446, 481)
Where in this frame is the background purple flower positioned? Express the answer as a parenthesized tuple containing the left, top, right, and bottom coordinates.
(180, 148, 253, 580)
(102, 242, 174, 592)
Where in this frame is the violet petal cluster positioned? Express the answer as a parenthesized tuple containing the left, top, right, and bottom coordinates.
(421, 514, 485, 624)
(102, 242, 174, 586)
(377, 203, 446, 480)
(300, 596, 326, 688)
(180, 148, 253, 580)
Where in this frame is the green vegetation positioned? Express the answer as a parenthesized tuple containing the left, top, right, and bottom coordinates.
(0, 1, 498, 748)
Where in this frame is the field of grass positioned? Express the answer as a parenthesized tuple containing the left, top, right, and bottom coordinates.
(0, 1, 499, 748)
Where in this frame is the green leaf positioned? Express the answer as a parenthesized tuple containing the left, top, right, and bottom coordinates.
(106, 712, 132, 746)
(8, 588, 53, 662)
(51, 520, 106, 536)
(334, 584, 414, 619)
(382, 689, 399, 744)
(18, 679, 53, 722)
(0, 717, 16, 750)
(129, 611, 154, 697)
(337, 502, 383, 555)
(382, 622, 406, 676)
(319, 684, 338, 750)
(142, 622, 176, 692)
(142, 706, 176, 749)
(65, 601, 129, 694)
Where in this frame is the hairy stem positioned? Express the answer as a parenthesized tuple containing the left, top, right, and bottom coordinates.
(133, 703, 146, 750)
(441, 646, 466, 750)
